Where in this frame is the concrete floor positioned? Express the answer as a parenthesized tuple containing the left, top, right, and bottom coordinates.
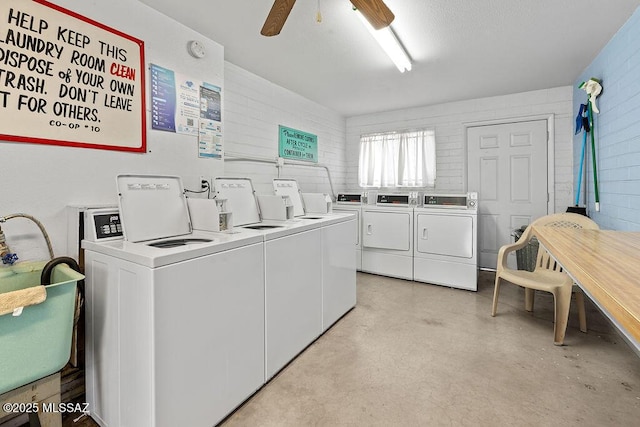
(222, 271, 640, 426)
(7, 270, 636, 427)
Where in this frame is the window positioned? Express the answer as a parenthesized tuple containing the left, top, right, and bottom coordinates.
(358, 129, 436, 188)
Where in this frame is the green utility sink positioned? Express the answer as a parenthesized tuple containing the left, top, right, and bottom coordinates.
(0, 261, 83, 394)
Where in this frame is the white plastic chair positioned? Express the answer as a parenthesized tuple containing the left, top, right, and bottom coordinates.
(491, 213, 599, 345)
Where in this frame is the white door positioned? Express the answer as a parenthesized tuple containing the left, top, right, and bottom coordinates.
(467, 120, 548, 269)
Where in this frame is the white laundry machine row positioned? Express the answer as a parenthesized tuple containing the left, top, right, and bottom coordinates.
(83, 175, 266, 427)
(358, 191, 479, 291)
(413, 193, 478, 291)
(361, 193, 418, 280)
(83, 175, 356, 427)
(270, 181, 358, 335)
(214, 177, 356, 380)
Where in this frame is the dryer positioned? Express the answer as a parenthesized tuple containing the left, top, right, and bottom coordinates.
(413, 192, 478, 291)
(83, 175, 266, 427)
(362, 193, 416, 280)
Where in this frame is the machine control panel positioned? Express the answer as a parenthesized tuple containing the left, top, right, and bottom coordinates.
(424, 195, 467, 207)
(377, 194, 410, 206)
(336, 193, 362, 203)
(85, 209, 123, 242)
(422, 193, 478, 210)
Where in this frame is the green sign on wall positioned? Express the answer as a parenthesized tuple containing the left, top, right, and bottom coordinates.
(278, 125, 318, 163)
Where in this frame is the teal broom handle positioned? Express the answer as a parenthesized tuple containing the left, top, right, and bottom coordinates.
(588, 103, 600, 210)
(575, 129, 587, 206)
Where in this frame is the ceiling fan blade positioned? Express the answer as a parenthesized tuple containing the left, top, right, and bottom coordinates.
(261, 0, 297, 36)
(350, 0, 395, 30)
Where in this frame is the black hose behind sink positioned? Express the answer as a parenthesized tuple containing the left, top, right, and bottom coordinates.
(40, 257, 81, 286)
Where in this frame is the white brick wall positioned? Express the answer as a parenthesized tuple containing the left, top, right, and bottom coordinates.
(223, 62, 347, 196)
(346, 86, 575, 212)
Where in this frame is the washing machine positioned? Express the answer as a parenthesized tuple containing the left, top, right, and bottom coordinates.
(413, 192, 478, 291)
(272, 178, 334, 218)
(270, 181, 357, 333)
(332, 193, 363, 271)
(214, 177, 355, 379)
(83, 175, 266, 427)
(361, 193, 416, 280)
(318, 212, 357, 332)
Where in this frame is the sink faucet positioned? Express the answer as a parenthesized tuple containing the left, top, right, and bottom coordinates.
(0, 214, 55, 264)
(0, 225, 18, 264)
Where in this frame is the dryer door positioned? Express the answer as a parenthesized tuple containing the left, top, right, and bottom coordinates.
(362, 210, 411, 250)
(416, 213, 473, 258)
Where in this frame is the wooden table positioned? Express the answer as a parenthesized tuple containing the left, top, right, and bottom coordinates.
(532, 227, 640, 353)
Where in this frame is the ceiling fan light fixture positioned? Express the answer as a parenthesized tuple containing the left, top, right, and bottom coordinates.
(356, 10, 412, 73)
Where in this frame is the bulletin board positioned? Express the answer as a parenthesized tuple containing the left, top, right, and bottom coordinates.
(150, 64, 223, 159)
(0, 0, 146, 152)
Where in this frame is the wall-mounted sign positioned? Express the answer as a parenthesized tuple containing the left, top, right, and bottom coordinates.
(278, 125, 317, 163)
(198, 83, 223, 160)
(0, 0, 146, 152)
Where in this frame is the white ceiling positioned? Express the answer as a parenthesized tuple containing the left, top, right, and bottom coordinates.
(139, 0, 640, 117)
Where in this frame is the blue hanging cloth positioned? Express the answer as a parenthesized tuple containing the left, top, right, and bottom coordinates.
(575, 103, 587, 134)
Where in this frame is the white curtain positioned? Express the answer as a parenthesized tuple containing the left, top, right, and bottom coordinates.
(358, 129, 436, 187)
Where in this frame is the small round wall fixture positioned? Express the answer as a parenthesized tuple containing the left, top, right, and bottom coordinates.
(188, 40, 206, 59)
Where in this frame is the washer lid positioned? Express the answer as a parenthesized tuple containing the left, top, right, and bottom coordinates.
(273, 179, 305, 216)
(214, 177, 260, 226)
(117, 175, 192, 242)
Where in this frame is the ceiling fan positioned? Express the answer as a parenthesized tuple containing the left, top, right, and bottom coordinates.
(261, 0, 395, 36)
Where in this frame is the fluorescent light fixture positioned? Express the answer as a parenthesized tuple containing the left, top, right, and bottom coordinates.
(356, 10, 412, 73)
